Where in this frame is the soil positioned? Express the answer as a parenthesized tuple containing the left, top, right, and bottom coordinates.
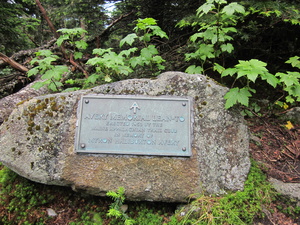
(248, 117, 300, 225)
(248, 117, 300, 183)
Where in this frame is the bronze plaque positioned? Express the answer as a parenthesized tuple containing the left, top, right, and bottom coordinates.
(75, 95, 191, 156)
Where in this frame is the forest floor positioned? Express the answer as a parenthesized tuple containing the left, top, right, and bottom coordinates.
(248, 116, 300, 225)
(0, 110, 300, 224)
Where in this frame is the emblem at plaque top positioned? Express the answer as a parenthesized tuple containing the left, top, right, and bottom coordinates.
(130, 102, 140, 114)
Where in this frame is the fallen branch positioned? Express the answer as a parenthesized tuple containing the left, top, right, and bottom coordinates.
(0, 53, 28, 72)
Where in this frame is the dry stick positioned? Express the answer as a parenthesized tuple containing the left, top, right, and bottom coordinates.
(69, 53, 89, 78)
(0, 52, 28, 72)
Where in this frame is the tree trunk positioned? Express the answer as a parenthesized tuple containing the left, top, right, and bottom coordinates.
(35, 0, 59, 39)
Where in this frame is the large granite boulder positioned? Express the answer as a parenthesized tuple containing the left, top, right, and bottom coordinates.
(0, 72, 250, 202)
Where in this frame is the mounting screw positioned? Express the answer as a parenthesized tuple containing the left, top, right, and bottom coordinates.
(182, 102, 186, 106)
(80, 143, 86, 148)
(85, 99, 89, 104)
(182, 147, 186, 151)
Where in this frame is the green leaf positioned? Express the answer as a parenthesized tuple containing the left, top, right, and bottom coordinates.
(57, 28, 87, 36)
(119, 48, 138, 57)
(65, 79, 76, 85)
(48, 81, 63, 91)
(202, 28, 217, 43)
(149, 26, 168, 39)
(42, 65, 68, 81)
(119, 65, 133, 75)
(152, 55, 165, 64)
(74, 52, 83, 60)
(86, 74, 100, 84)
(129, 57, 144, 68)
(125, 219, 136, 225)
(213, 63, 225, 74)
(197, 44, 215, 60)
(285, 95, 295, 103)
(27, 67, 39, 77)
(235, 59, 268, 82)
(276, 71, 300, 87)
(224, 87, 252, 109)
(185, 65, 203, 74)
(222, 2, 245, 16)
(86, 57, 102, 66)
(140, 45, 158, 60)
(75, 40, 88, 50)
(92, 48, 113, 56)
(220, 43, 234, 53)
(31, 81, 46, 90)
(141, 33, 152, 42)
(285, 85, 300, 101)
(135, 18, 157, 31)
(107, 209, 122, 218)
(221, 68, 237, 77)
(35, 50, 53, 57)
(120, 33, 138, 47)
(260, 72, 278, 88)
(40, 57, 57, 66)
(104, 75, 112, 82)
(52, 66, 69, 80)
(286, 56, 300, 69)
(190, 33, 204, 43)
(56, 34, 69, 47)
(197, 3, 214, 17)
(156, 64, 165, 70)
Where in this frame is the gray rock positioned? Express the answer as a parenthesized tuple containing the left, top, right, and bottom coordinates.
(269, 177, 300, 202)
(279, 107, 300, 124)
(0, 72, 250, 202)
(46, 208, 57, 217)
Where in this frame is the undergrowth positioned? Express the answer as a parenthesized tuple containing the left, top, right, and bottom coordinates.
(0, 161, 299, 224)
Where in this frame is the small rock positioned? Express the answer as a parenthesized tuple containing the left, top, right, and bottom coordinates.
(121, 204, 128, 213)
(46, 208, 57, 217)
(269, 177, 300, 202)
(279, 107, 300, 124)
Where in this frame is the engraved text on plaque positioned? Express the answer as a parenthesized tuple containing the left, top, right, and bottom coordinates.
(75, 95, 191, 156)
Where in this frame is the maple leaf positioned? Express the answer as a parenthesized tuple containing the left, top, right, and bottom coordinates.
(285, 121, 294, 130)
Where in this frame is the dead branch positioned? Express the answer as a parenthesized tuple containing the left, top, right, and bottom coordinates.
(0, 53, 28, 72)
(69, 53, 89, 78)
(95, 10, 135, 47)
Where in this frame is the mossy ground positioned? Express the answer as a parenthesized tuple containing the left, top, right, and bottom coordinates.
(1, 158, 299, 224)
